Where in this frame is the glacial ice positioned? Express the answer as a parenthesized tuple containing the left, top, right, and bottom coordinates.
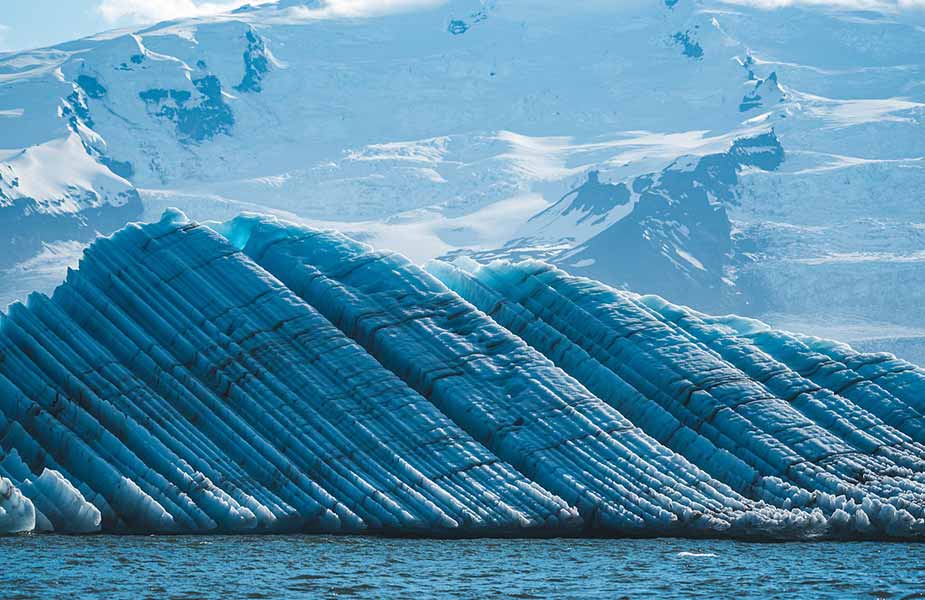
(429, 258, 925, 537)
(0, 476, 35, 534)
(1, 209, 924, 538)
(0, 210, 573, 534)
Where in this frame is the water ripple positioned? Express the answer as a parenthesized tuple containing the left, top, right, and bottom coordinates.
(0, 536, 922, 599)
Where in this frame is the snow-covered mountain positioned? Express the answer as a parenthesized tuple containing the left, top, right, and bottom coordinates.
(1, 0, 923, 361)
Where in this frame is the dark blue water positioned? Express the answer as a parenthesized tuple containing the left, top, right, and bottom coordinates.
(1, 535, 923, 599)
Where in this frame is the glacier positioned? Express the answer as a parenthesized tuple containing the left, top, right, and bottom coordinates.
(1, 209, 924, 539)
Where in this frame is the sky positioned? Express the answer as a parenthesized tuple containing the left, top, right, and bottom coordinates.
(0, 0, 272, 52)
(1, 0, 924, 53)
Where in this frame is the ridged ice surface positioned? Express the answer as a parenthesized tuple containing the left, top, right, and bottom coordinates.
(430, 258, 925, 537)
(1, 210, 923, 538)
(0, 210, 574, 535)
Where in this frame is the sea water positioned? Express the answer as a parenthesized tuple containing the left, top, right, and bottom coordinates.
(1, 536, 922, 599)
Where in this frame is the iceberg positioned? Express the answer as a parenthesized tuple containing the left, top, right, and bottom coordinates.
(1, 209, 923, 538)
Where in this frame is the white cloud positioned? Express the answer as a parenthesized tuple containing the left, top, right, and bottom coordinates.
(279, 0, 446, 19)
(96, 0, 273, 24)
(321, 0, 445, 16)
(720, 0, 925, 10)
(715, 0, 925, 25)
(95, 0, 446, 24)
(98, 0, 925, 28)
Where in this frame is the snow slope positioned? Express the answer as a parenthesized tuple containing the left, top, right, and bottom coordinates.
(0, 0, 922, 362)
(2, 210, 925, 538)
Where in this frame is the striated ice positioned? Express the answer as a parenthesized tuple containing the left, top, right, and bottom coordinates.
(429, 258, 925, 537)
(0, 210, 923, 539)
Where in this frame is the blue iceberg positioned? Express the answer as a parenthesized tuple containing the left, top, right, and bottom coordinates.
(0, 210, 923, 539)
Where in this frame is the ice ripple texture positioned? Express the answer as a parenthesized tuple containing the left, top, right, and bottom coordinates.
(1, 209, 924, 538)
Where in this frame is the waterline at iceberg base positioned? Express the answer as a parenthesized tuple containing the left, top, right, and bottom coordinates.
(2, 210, 924, 539)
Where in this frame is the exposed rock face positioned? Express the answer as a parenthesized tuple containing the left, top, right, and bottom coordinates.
(554, 132, 785, 313)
